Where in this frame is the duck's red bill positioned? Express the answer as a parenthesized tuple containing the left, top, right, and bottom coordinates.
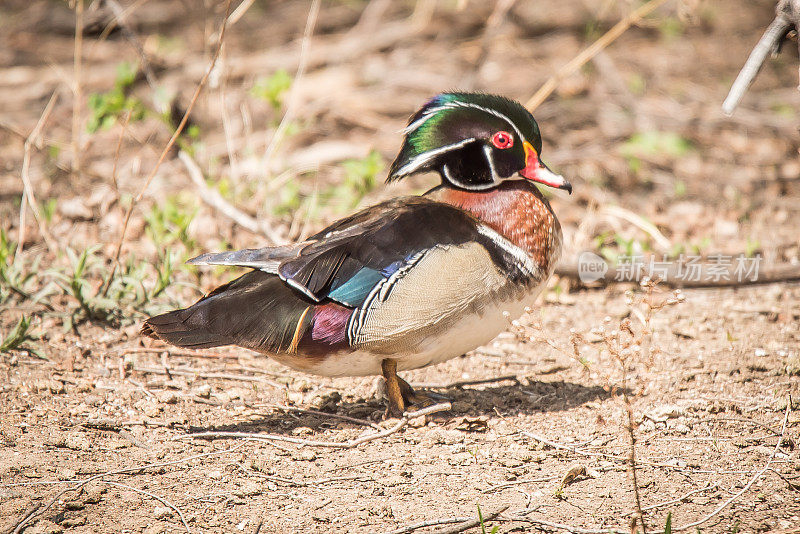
(520, 141, 572, 194)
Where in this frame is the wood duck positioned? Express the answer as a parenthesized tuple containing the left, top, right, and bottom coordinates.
(142, 92, 572, 417)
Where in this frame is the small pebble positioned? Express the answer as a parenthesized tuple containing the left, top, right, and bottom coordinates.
(153, 506, 171, 520)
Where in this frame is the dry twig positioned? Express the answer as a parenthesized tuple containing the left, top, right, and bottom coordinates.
(107, 0, 233, 290)
(382, 516, 472, 534)
(17, 91, 59, 257)
(670, 399, 792, 531)
(11, 444, 245, 534)
(71, 0, 84, 174)
(102, 481, 191, 533)
(173, 402, 451, 449)
(526, 0, 670, 111)
(263, 0, 320, 171)
(178, 150, 285, 243)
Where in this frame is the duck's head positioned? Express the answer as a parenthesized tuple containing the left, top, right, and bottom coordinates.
(388, 92, 571, 194)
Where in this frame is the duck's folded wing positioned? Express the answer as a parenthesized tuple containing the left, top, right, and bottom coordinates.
(186, 197, 485, 308)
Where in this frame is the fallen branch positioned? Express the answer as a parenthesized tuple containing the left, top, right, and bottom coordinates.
(411, 374, 519, 389)
(173, 402, 451, 449)
(526, 0, 670, 111)
(722, 0, 799, 115)
(481, 475, 559, 493)
(556, 258, 800, 288)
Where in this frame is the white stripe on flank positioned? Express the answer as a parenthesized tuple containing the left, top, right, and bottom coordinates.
(475, 224, 540, 278)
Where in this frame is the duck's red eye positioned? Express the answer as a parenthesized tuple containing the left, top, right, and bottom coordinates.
(491, 131, 513, 149)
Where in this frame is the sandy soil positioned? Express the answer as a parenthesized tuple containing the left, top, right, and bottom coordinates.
(1, 1, 799, 533)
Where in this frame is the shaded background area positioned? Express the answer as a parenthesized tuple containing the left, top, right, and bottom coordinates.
(1, 1, 799, 533)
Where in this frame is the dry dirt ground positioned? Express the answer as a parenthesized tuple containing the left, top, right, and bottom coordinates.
(1, 1, 800, 533)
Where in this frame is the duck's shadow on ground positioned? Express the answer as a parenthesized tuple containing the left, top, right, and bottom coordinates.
(188, 378, 614, 435)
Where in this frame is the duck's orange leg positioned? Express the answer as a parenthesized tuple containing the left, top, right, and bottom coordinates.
(381, 359, 405, 418)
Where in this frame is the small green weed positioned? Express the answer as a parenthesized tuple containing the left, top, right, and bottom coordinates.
(87, 62, 146, 132)
(594, 231, 650, 264)
(621, 131, 692, 175)
(251, 69, 293, 111)
(41, 198, 58, 223)
(476, 504, 499, 534)
(0, 316, 36, 354)
(145, 196, 198, 254)
(325, 150, 383, 211)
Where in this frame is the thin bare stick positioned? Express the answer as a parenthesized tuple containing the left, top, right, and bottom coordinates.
(228, 0, 256, 25)
(622, 384, 647, 534)
(11, 444, 244, 534)
(132, 365, 283, 388)
(120, 346, 240, 359)
(621, 483, 717, 517)
(525, 0, 669, 111)
(71, 0, 84, 174)
(267, 404, 383, 430)
(263, 0, 320, 169)
(429, 506, 509, 534)
(100, 110, 133, 297)
(107, 0, 233, 290)
(102, 481, 190, 533)
(671, 400, 792, 531)
(17, 91, 60, 257)
(178, 150, 285, 244)
(412, 374, 519, 389)
(382, 516, 472, 534)
(174, 402, 451, 449)
(504, 513, 627, 534)
(722, 0, 795, 115)
(482, 475, 559, 493)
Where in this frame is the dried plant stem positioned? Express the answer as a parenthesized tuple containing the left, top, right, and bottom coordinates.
(100, 110, 133, 297)
(179, 150, 285, 244)
(17, 91, 60, 258)
(621, 383, 647, 534)
(107, 0, 233, 288)
(71, 0, 84, 173)
(263, 0, 320, 169)
(526, 0, 670, 111)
